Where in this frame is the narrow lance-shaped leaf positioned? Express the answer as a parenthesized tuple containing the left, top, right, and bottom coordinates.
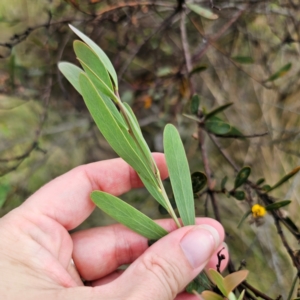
(69, 24, 118, 89)
(121, 103, 154, 171)
(208, 269, 227, 296)
(267, 166, 300, 192)
(266, 62, 292, 82)
(231, 56, 254, 64)
(79, 73, 168, 209)
(186, 3, 218, 20)
(74, 41, 113, 91)
(79, 74, 154, 187)
(265, 200, 291, 211)
(237, 290, 245, 300)
(58, 62, 83, 94)
(284, 216, 299, 233)
(204, 103, 233, 120)
(237, 210, 251, 228)
(190, 65, 207, 76)
(91, 191, 168, 240)
(164, 124, 195, 226)
(74, 48, 128, 129)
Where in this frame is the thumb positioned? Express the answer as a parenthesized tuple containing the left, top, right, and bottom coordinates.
(116, 224, 222, 300)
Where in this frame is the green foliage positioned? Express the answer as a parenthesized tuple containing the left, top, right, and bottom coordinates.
(186, 272, 212, 294)
(58, 62, 83, 94)
(205, 119, 231, 135)
(91, 191, 168, 240)
(231, 56, 254, 64)
(201, 269, 248, 300)
(237, 210, 252, 229)
(191, 172, 207, 193)
(221, 176, 228, 190)
(256, 178, 265, 186)
(267, 167, 300, 192)
(190, 65, 207, 76)
(204, 103, 233, 121)
(232, 190, 245, 201)
(186, 3, 218, 20)
(190, 94, 200, 114)
(164, 124, 195, 226)
(69, 24, 118, 89)
(265, 200, 291, 211)
(0, 184, 10, 208)
(234, 167, 251, 189)
(266, 62, 292, 82)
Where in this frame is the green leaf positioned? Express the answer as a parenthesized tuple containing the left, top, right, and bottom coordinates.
(201, 291, 224, 300)
(256, 178, 265, 186)
(79, 73, 164, 203)
(74, 40, 113, 91)
(265, 200, 291, 211)
(121, 103, 154, 169)
(0, 184, 10, 208)
(91, 191, 168, 240)
(237, 290, 245, 300)
(262, 184, 271, 192)
(190, 65, 207, 76)
(237, 210, 251, 228)
(231, 56, 254, 64)
(266, 62, 292, 82)
(58, 62, 83, 94)
(72, 44, 126, 128)
(186, 3, 218, 20)
(164, 124, 195, 226)
(284, 216, 299, 233)
(223, 270, 249, 294)
(205, 120, 231, 135)
(122, 103, 141, 134)
(159, 198, 177, 215)
(190, 94, 200, 115)
(186, 272, 212, 294)
(69, 24, 118, 89)
(267, 166, 300, 192)
(191, 172, 207, 193)
(234, 167, 251, 189)
(232, 190, 245, 201)
(222, 125, 245, 139)
(208, 269, 227, 296)
(204, 103, 233, 120)
(221, 176, 228, 190)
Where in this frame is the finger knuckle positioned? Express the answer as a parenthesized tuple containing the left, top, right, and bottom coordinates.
(141, 252, 184, 299)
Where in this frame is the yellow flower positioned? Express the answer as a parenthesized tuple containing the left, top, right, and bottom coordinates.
(251, 204, 266, 218)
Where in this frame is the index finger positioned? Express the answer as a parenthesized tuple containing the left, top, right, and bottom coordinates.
(22, 153, 168, 230)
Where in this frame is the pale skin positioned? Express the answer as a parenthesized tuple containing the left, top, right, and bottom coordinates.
(0, 153, 228, 299)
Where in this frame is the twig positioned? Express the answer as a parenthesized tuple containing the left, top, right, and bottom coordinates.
(197, 126, 221, 222)
(242, 281, 275, 300)
(118, 7, 180, 79)
(208, 133, 239, 172)
(191, 4, 248, 63)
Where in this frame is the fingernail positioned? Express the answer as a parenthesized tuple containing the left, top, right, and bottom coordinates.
(180, 225, 221, 269)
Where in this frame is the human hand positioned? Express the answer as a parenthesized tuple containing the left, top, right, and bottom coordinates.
(0, 153, 228, 300)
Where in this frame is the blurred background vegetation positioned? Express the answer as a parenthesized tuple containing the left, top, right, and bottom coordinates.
(1, 0, 300, 298)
